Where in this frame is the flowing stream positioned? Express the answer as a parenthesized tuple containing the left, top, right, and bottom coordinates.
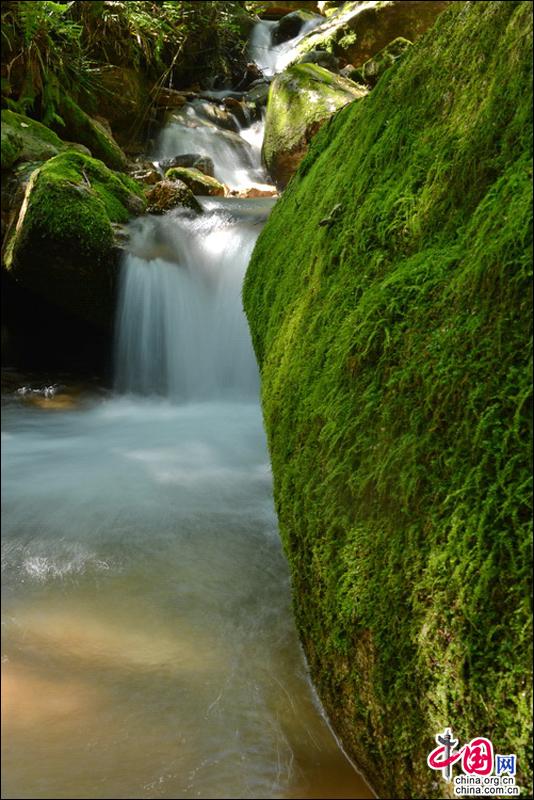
(1, 19, 374, 800)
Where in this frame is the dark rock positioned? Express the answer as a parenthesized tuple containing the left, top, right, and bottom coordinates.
(153, 88, 188, 108)
(194, 100, 240, 132)
(271, 10, 322, 45)
(145, 179, 203, 214)
(159, 154, 215, 177)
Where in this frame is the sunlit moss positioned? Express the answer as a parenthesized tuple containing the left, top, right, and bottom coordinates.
(244, 2, 533, 797)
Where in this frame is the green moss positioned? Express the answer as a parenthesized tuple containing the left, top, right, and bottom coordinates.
(1, 127, 23, 170)
(54, 95, 127, 171)
(1, 110, 67, 169)
(4, 150, 145, 327)
(165, 167, 226, 196)
(358, 36, 412, 84)
(263, 63, 367, 187)
(244, 2, 533, 798)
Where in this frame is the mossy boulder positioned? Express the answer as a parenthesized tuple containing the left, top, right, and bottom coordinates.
(244, 2, 532, 797)
(4, 151, 145, 329)
(262, 63, 367, 188)
(351, 36, 413, 86)
(53, 95, 128, 171)
(165, 167, 226, 197)
(1, 110, 69, 170)
(296, 0, 450, 67)
(145, 180, 203, 214)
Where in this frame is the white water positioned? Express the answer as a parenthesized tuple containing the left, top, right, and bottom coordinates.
(155, 101, 269, 190)
(2, 16, 374, 800)
(114, 199, 271, 401)
(248, 18, 323, 77)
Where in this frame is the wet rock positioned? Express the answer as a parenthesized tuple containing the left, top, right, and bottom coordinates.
(296, 1, 450, 67)
(145, 179, 203, 214)
(231, 187, 279, 198)
(271, 10, 322, 45)
(194, 100, 240, 132)
(129, 158, 161, 186)
(234, 62, 266, 91)
(263, 63, 367, 188)
(153, 88, 188, 108)
(293, 49, 340, 71)
(244, 82, 271, 108)
(159, 154, 215, 177)
(165, 167, 226, 197)
(222, 97, 250, 127)
(3, 151, 146, 329)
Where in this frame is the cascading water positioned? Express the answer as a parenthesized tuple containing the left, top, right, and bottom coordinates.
(248, 17, 323, 77)
(114, 199, 271, 401)
(155, 100, 270, 190)
(2, 15, 374, 800)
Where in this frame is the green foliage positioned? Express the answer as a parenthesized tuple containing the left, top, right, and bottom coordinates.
(1, 1, 94, 125)
(1, 1, 253, 143)
(244, 2, 533, 797)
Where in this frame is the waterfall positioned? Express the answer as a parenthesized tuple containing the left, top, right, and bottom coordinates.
(114, 199, 273, 401)
(248, 17, 323, 77)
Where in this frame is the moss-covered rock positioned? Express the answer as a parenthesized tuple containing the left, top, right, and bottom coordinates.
(244, 2, 533, 798)
(262, 63, 367, 187)
(145, 179, 203, 214)
(296, 0, 450, 66)
(4, 151, 145, 329)
(165, 167, 226, 196)
(1, 110, 69, 170)
(53, 95, 128, 171)
(354, 35, 412, 85)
